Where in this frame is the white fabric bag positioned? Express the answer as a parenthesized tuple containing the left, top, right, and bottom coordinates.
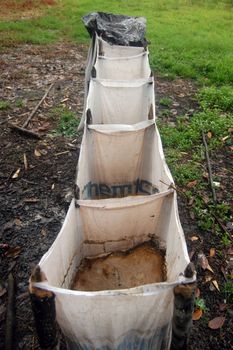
(76, 122, 172, 200)
(83, 78, 155, 126)
(35, 190, 193, 350)
(97, 36, 146, 58)
(94, 52, 151, 80)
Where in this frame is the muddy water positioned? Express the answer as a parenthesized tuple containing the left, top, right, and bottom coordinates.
(72, 243, 166, 291)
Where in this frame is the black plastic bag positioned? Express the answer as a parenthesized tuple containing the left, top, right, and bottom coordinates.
(82, 12, 147, 47)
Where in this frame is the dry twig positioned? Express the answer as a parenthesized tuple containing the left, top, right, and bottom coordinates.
(202, 130, 217, 203)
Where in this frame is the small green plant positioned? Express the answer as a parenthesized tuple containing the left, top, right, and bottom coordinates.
(223, 281, 233, 304)
(198, 86, 233, 112)
(159, 97, 172, 108)
(221, 232, 232, 247)
(171, 162, 202, 187)
(15, 99, 25, 108)
(53, 107, 80, 137)
(195, 297, 208, 312)
(0, 100, 10, 110)
(158, 109, 170, 118)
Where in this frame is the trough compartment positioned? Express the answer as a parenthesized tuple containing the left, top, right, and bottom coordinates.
(76, 122, 172, 200)
(84, 78, 155, 126)
(30, 191, 194, 350)
(94, 51, 151, 80)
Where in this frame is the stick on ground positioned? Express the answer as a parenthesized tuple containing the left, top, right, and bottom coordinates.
(8, 82, 55, 139)
(8, 123, 42, 139)
(5, 273, 15, 350)
(22, 82, 55, 129)
(202, 130, 217, 203)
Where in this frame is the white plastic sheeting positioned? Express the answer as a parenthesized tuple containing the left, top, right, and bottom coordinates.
(33, 28, 194, 350)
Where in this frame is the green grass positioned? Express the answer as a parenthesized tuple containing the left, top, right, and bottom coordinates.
(0, 100, 10, 110)
(1, 0, 233, 84)
(198, 86, 233, 112)
(159, 97, 173, 107)
(15, 99, 24, 108)
(158, 85, 233, 235)
(223, 281, 233, 304)
(50, 107, 80, 137)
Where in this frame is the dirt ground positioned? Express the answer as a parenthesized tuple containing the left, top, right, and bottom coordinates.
(0, 43, 232, 349)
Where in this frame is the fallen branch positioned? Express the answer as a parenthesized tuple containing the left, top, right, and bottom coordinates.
(5, 273, 15, 350)
(8, 124, 41, 139)
(8, 82, 55, 139)
(23, 82, 55, 128)
(202, 130, 217, 203)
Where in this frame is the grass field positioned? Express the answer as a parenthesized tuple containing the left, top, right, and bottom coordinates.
(1, 0, 233, 84)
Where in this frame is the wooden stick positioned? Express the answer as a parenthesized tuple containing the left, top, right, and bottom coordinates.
(202, 130, 217, 203)
(8, 123, 41, 139)
(5, 273, 15, 350)
(29, 266, 59, 349)
(171, 263, 196, 350)
(22, 82, 55, 128)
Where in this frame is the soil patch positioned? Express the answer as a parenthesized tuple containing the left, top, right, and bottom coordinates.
(0, 0, 56, 21)
(72, 242, 166, 291)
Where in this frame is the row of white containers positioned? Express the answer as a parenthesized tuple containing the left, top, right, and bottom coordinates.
(33, 35, 195, 349)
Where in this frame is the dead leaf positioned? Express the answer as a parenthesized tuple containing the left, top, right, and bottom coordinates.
(195, 288, 201, 298)
(208, 316, 225, 330)
(192, 308, 202, 321)
(189, 235, 199, 242)
(188, 197, 194, 206)
(202, 171, 209, 179)
(187, 180, 197, 188)
(12, 168, 20, 179)
(219, 303, 229, 311)
(198, 253, 214, 273)
(207, 131, 212, 139)
(34, 149, 41, 157)
(51, 183, 55, 190)
(203, 194, 210, 204)
(222, 135, 230, 142)
(37, 122, 50, 132)
(14, 218, 22, 226)
(61, 98, 69, 103)
(190, 211, 195, 220)
(24, 198, 39, 203)
(227, 247, 233, 255)
(228, 127, 233, 133)
(204, 275, 212, 283)
(23, 153, 28, 171)
(211, 280, 219, 292)
(5, 246, 22, 258)
(209, 248, 216, 257)
(41, 228, 47, 237)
